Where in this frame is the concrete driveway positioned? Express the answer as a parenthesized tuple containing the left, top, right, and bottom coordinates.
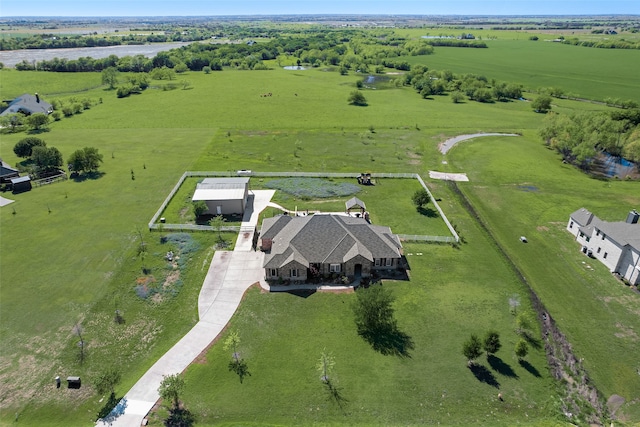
(97, 191, 273, 427)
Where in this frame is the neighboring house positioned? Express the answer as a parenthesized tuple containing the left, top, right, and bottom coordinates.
(191, 177, 249, 215)
(567, 208, 640, 285)
(261, 214, 403, 283)
(1, 93, 53, 117)
(0, 159, 19, 183)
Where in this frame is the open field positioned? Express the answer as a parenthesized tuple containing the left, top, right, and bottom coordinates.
(447, 133, 640, 421)
(0, 27, 639, 426)
(402, 39, 640, 102)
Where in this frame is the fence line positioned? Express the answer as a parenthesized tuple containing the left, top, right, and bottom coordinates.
(32, 173, 68, 187)
(149, 223, 241, 232)
(149, 171, 460, 244)
(398, 234, 456, 243)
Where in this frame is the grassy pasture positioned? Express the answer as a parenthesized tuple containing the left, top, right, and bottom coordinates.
(0, 41, 638, 426)
(403, 39, 640, 102)
(447, 132, 640, 421)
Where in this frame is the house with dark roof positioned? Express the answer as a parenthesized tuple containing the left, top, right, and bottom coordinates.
(0, 159, 19, 183)
(260, 214, 403, 284)
(567, 208, 640, 285)
(191, 177, 249, 215)
(1, 93, 53, 117)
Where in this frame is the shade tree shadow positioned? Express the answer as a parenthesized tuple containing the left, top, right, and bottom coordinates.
(468, 364, 500, 388)
(488, 355, 518, 379)
(519, 359, 542, 378)
(417, 206, 439, 218)
(324, 379, 348, 411)
(359, 324, 415, 358)
(228, 358, 251, 383)
(71, 171, 105, 182)
(96, 392, 121, 420)
(165, 406, 195, 427)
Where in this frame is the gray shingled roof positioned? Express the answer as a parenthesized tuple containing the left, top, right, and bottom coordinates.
(571, 208, 640, 251)
(346, 197, 366, 210)
(262, 214, 402, 269)
(1, 94, 52, 117)
(569, 208, 594, 226)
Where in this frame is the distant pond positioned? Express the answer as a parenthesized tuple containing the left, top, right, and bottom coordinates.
(0, 42, 194, 68)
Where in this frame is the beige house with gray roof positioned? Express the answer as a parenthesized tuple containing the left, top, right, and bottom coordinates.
(567, 208, 640, 285)
(260, 214, 402, 283)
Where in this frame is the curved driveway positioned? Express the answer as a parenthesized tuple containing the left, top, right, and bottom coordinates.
(97, 190, 274, 427)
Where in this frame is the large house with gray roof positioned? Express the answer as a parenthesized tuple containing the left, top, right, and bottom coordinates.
(260, 214, 403, 283)
(567, 208, 640, 285)
(1, 93, 53, 117)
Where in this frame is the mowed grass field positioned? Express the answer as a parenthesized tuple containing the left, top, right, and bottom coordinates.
(447, 133, 640, 421)
(0, 38, 638, 425)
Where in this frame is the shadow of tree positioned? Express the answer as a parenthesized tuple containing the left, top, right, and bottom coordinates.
(359, 324, 415, 357)
(519, 359, 542, 378)
(165, 406, 195, 427)
(324, 380, 348, 411)
(522, 333, 543, 350)
(72, 171, 105, 182)
(96, 392, 120, 420)
(228, 358, 251, 383)
(417, 206, 439, 218)
(488, 355, 518, 378)
(27, 128, 50, 135)
(468, 364, 500, 388)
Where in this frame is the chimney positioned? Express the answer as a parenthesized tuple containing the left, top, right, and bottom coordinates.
(626, 209, 639, 224)
(35, 93, 40, 103)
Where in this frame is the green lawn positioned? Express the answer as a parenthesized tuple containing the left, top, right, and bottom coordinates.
(402, 39, 640, 102)
(0, 41, 638, 426)
(447, 132, 640, 421)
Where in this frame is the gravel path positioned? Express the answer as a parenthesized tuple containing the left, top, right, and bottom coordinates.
(439, 133, 520, 155)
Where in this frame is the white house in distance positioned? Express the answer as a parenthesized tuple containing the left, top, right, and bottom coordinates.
(191, 177, 249, 215)
(567, 208, 640, 285)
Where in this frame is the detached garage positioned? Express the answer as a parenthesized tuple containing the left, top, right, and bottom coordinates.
(192, 177, 249, 215)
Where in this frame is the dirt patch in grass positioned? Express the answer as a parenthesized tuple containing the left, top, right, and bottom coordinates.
(614, 322, 639, 341)
(537, 226, 549, 232)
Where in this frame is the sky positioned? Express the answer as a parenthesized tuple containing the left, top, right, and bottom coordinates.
(1, 0, 639, 17)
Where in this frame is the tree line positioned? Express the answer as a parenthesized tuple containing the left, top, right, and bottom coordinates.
(539, 108, 640, 168)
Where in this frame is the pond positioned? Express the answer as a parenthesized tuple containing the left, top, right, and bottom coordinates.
(0, 42, 194, 68)
(599, 152, 637, 178)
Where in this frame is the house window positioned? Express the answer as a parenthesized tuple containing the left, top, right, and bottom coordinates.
(269, 268, 277, 277)
(586, 236, 590, 242)
(602, 234, 606, 240)
(596, 230, 600, 236)
(385, 258, 394, 267)
(329, 264, 341, 273)
(374, 258, 382, 267)
(604, 252, 608, 259)
(569, 221, 574, 229)
(290, 268, 298, 277)
(597, 247, 601, 254)
(579, 232, 584, 238)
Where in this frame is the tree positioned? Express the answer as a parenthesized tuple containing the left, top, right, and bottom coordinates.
(0, 113, 24, 132)
(412, 188, 431, 209)
(209, 214, 227, 243)
(483, 330, 502, 355)
(193, 200, 207, 218)
(450, 91, 465, 103)
(68, 147, 103, 174)
(32, 146, 63, 173)
(202, 65, 212, 74)
(348, 90, 367, 106)
(13, 137, 46, 158)
(95, 368, 122, 396)
(224, 330, 250, 383)
(532, 95, 553, 113)
(101, 67, 119, 89)
(159, 374, 185, 410)
(515, 339, 529, 360)
(352, 283, 396, 338)
(462, 334, 483, 366)
(317, 349, 335, 383)
(25, 113, 50, 131)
